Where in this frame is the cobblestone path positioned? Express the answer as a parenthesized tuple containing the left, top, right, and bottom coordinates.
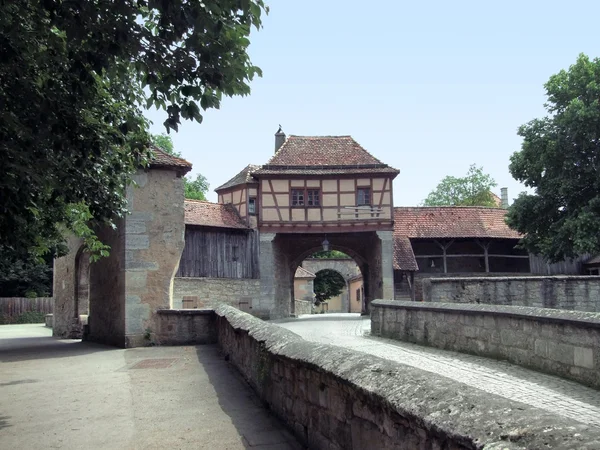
(276, 313, 600, 428)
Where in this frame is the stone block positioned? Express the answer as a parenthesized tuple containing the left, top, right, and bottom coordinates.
(547, 341, 574, 365)
(126, 234, 150, 250)
(125, 220, 147, 234)
(574, 346, 594, 369)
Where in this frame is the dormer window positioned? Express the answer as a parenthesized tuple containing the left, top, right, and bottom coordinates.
(357, 188, 371, 206)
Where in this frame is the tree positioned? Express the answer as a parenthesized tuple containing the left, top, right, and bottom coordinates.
(422, 165, 498, 207)
(150, 133, 209, 200)
(151, 133, 179, 157)
(313, 270, 346, 306)
(311, 250, 351, 259)
(0, 0, 267, 261)
(506, 54, 600, 262)
(184, 174, 210, 201)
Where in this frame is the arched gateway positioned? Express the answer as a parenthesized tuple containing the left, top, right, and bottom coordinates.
(213, 130, 398, 318)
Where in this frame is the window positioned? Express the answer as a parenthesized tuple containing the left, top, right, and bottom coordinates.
(292, 188, 320, 207)
(356, 288, 361, 303)
(307, 189, 320, 206)
(357, 188, 371, 206)
(248, 197, 256, 215)
(291, 189, 304, 206)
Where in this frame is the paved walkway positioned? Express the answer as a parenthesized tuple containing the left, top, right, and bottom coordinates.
(0, 324, 302, 450)
(276, 313, 600, 428)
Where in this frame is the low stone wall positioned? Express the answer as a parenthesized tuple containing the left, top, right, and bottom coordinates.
(422, 275, 600, 311)
(294, 299, 312, 316)
(154, 309, 217, 345)
(172, 277, 260, 310)
(215, 304, 600, 449)
(371, 300, 600, 389)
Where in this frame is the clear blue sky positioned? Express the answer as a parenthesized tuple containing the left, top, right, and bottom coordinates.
(145, 0, 600, 205)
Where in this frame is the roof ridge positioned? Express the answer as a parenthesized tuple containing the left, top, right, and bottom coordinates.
(394, 206, 507, 210)
(150, 144, 193, 167)
(184, 199, 215, 204)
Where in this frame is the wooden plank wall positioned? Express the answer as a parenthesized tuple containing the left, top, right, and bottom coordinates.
(0, 297, 53, 320)
(529, 254, 591, 275)
(177, 227, 259, 279)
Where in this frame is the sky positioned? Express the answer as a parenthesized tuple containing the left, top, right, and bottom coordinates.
(144, 0, 600, 206)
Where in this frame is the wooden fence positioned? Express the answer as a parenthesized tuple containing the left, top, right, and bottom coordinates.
(0, 297, 53, 323)
(529, 254, 591, 275)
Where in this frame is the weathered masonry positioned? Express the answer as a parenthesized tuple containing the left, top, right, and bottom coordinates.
(53, 148, 192, 346)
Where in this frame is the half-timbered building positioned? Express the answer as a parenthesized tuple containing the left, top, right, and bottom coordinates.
(175, 128, 532, 318)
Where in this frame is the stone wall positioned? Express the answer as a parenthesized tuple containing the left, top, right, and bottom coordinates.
(371, 300, 600, 389)
(123, 169, 186, 347)
(215, 304, 600, 449)
(294, 299, 312, 316)
(422, 275, 600, 312)
(53, 235, 83, 338)
(411, 272, 529, 301)
(154, 309, 217, 345)
(172, 277, 260, 311)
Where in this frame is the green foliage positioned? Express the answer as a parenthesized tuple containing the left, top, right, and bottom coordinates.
(0, 311, 46, 325)
(150, 133, 209, 200)
(0, 253, 52, 297)
(185, 174, 210, 201)
(0, 0, 267, 261)
(151, 133, 179, 157)
(311, 250, 351, 259)
(422, 165, 498, 207)
(507, 54, 600, 262)
(313, 269, 346, 305)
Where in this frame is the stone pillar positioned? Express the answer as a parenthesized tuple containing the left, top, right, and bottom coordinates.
(53, 235, 84, 338)
(258, 232, 277, 318)
(123, 169, 186, 347)
(377, 231, 395, 300)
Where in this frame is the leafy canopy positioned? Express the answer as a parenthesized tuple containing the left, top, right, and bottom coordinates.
(0, 0, 267, 262)
(506, 54, 600, 262)
(313, 269, 346, 305)
(310, 250, 351, 259)
(422, 165, 498, 207)
(150, 133, 209, 201)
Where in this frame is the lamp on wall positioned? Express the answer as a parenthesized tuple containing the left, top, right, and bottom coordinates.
(322, 237, 330, 252)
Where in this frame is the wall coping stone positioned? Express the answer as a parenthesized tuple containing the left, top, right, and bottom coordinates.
(215, 303, 600, 449)
(157, 308, 215, 316)
(427, 275, 600, 282)
(371, 299, 600, 329)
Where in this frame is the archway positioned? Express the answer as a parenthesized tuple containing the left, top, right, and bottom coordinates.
(258, 230, 393, 318)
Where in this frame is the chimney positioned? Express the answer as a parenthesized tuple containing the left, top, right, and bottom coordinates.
(500, 187, 509, 209)
(275, 125, 286, 153)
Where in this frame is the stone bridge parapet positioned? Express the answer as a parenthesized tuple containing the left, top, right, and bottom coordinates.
(371, 300, 600, 389)
(214, 303, 600, 449)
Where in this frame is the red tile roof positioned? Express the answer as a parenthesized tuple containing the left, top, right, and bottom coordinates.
(149, 145, 192, 173)
(253, 136, 399, 176)
(394, 236, 418, 271)
(295, 267, 316, 279)
(215, 164, 260, 192)
(394, 207, 521, 239)
(184, 200, 248, 229)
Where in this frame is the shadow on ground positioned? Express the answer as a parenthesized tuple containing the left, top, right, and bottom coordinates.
(195, 345, 304, 449)
(0, 338, 115, 363)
